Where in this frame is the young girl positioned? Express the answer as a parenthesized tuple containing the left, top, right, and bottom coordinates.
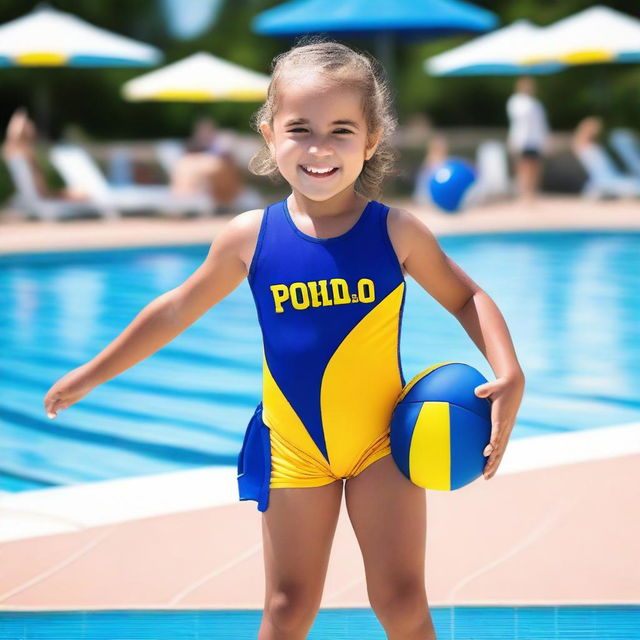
(44, 38, 525, 640)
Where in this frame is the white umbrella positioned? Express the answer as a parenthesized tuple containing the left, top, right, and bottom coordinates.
(425, 20, 563, 76)
(0, 5, 161, 67)
(517, 5, 640, 66)
(122, 52, 270, 102)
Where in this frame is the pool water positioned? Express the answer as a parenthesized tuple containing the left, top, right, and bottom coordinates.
(1, 230, 639, 493)
(1, 605, 638, 639)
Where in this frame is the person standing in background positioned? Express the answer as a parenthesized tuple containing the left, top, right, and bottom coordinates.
(506, 76, 549, 206)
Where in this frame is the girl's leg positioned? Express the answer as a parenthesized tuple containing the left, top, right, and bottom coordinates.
(259, 480, 344, 640)
(344, 455, 436, 640)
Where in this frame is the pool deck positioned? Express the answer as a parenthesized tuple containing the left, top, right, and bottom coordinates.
(1, 195, 640, 254)
(1, 195, 639, 612)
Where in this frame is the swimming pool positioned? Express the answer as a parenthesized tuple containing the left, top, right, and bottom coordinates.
(1, 230, 638, 493)
(1, 605, 638, 639)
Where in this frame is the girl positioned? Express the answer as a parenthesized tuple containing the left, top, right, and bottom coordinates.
(45, 38, 525, 640)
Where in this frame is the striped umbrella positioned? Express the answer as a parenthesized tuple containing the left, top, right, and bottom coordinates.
(426, 20, 564, 76)
(122, 52, 270, 103)
(517, 6, 640, 67)
(0, 5, 161, 67)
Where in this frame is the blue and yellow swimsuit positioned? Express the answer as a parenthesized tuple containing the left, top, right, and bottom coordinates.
(237, 197, 406, 511)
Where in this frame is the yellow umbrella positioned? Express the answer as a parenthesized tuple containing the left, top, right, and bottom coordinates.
(517, 6, 640, 67)
(122, 52, 270, 102)
(0, 5, 160, 67)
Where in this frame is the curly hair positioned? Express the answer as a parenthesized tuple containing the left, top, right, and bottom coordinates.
(248, 35, 399, 200)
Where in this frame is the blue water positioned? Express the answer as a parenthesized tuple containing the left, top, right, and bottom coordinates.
(1, 231, 639, 493)
(1, 606, 638, 639)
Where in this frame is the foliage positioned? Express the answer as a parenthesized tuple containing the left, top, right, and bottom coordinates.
(0, 0, 638, 140)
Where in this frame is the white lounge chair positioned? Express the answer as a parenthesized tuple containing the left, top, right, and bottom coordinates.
(574, 144, 640, 199)
(609, 129, 640, 180)
(3, 154, 100, 222)
(466, 139, 512, 205)
(154, 139, 185, 177)
(49, 144, 215, 217)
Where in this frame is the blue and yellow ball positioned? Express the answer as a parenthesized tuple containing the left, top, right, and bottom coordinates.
(390, 362, 492, 490)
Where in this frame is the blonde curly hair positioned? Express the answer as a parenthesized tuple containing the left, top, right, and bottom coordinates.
(248, 35, 399, 200)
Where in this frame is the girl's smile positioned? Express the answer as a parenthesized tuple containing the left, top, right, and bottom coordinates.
(299, 165, 340, 179)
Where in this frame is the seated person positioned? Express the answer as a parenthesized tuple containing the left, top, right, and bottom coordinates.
(2, 107, 88, 201)
(170, 117, 244, 209)
(572, 116, 640, 198)
(412, 134, 449, 205)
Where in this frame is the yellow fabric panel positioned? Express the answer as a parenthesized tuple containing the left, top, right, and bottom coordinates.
(396, 361, 462, 405)
(523, 50, 613, 66)
(410, 402, 451, 490)
(16, 53, 67, 66)
(270, 426, 337, 488)
(261, 350, 327, 464)
(348, 430, 392, 478)
(153, 90, 216, 101)
(147, 89, 267, 102)
(320, 282, 405, 477)
(563, 50, 613, 64)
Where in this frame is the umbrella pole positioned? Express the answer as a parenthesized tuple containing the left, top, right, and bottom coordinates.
(375, 31, 395, 92)
(33, 78, 51, 140)
(594, 66, 611, 119)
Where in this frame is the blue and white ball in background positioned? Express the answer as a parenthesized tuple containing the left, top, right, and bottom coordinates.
(428, 158, 477, 213)
(390, 362, 492, 490)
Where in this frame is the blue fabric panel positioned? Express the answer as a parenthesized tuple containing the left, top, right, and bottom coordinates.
(237, 402, 271, 512)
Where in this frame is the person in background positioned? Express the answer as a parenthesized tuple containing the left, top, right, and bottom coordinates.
(170, 116, 244, 209)
(412, 133, 449, 206)
(2, 107, 88, 200)
(572, 116, 640, 199)
(506, 76, 549, 206)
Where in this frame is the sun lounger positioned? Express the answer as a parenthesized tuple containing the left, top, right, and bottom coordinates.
(467, 139, 512, 205)
(574, 144, 640, 199)
(3, 154, 102, 222)
(50, 144, 215, 217)
(609, 129, 640, 180)
(154, 139, 185, 177)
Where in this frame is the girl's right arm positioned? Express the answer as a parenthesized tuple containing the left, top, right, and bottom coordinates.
(44, 210, 259, 419)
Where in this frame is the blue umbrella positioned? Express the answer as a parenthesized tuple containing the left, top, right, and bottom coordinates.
(253, 0, 498, 83)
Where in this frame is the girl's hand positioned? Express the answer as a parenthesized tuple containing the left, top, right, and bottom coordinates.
(44, 364, 96, 419)
(474, 373, 525, 480)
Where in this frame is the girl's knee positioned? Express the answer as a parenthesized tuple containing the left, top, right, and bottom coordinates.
(265, 588, 320, 635)
(370, 581, 430, 631)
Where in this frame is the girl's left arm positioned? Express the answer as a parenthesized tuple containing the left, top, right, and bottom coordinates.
(394, 208, 526, 480)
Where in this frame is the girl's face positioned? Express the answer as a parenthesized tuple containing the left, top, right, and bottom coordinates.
(260, 75, 380, 202)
